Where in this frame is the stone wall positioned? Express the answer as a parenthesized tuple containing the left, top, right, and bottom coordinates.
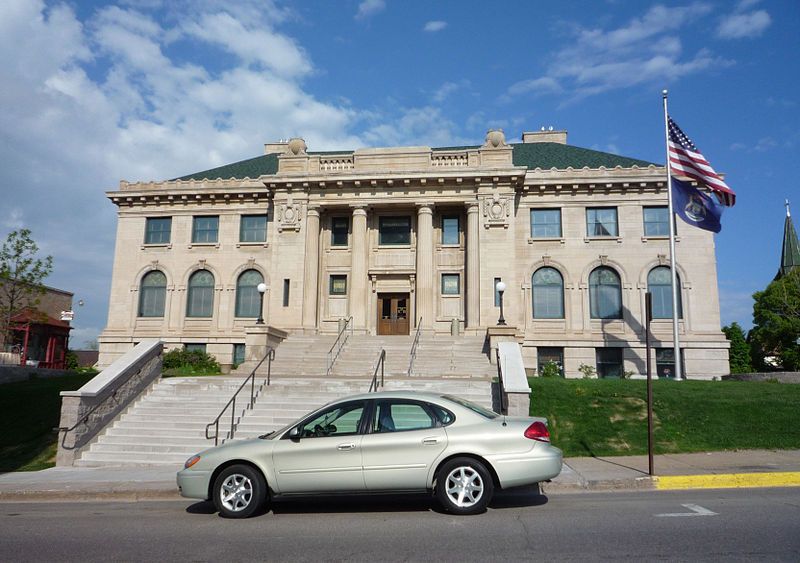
(722, 372, 800, 384)
(0, 365, 74, 385)
(56, 340, 162, 466)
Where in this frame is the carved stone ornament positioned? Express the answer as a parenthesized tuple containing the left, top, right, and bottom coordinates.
(658, 254, 668, 266)
(483, 129, 506, 149)
(542, 255, 551, 266)
(599, 255, 608, 266)
(150, 260, 159, 270)
(286, 137, 307, 155)
(277, 198, 301, 232)
(482, 193, 510, 228)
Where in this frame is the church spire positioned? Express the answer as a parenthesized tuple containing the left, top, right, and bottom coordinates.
(777, 199, 800, 279)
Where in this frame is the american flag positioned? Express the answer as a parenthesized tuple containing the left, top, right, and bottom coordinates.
(668, 117, 736, 207)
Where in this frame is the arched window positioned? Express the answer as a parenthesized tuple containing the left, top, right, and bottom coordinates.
(532, 267, 564, 319)
(138, 271, 167, 317)
(648, 266, 683, 319)
(235, 270, 264, 318)
(186, 270, 215, 318)
(589, 267, 622, 319)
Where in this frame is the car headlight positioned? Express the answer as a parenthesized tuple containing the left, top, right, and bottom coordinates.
(184, 455, 201, 469)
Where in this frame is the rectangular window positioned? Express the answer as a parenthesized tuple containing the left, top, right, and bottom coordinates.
(185, 343, 206, 354)
(643, 206, 669, 237)
(331, 217, 349, 246)
(192, 216, 219, 243)
(656, 348, 685, 379)
(586, 208, 619, 237)
(379, 216, 411, 245)
(282, 279, 290, 307)
(596, 348, 623, 378)
(441, 273, 460, 295)
(494, 277, 501, 307)
(330, 274, 347, 295)
(144, 217, 171, 244)
(233, 343, 246, 366)
(530, 209, 562, 238)
(537, 347, 564, 377)
(442, 216, 460, 245)
(240, 215, 267, 243)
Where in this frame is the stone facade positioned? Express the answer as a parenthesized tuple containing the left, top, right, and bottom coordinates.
(99, 129, 730, 379)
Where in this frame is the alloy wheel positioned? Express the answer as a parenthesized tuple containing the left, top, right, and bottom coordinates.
(219, 473, 253, 512)
(445, 466, 484, 508)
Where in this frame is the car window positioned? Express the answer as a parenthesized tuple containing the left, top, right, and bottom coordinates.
(428, 403, 455, 426)
(372, 401, 435, 433)
(441, 395, 498, 419)
(297, 402, 365, 438)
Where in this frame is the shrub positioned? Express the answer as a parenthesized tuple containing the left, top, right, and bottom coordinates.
(540, 361, 562, 378)
(578, 363, 597, 379)
(162, 348, 220, 372)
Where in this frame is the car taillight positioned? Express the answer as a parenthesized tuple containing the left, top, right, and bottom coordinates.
(524, 421, 550, 442)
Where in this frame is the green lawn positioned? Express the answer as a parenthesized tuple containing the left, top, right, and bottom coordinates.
(530, 378, 800, 457)
(0, 373, 96, 472)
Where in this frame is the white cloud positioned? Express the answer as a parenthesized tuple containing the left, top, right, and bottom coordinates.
(355, 0, 385, 20)
(431, 80, 470, 103)
(717, 9, 771, 39)
(361, 106, 472, 148)
(423, 21, 447, 32)
(505, 3, 729, 102)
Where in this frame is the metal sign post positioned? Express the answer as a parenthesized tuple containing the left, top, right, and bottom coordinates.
(645, 292, 654, 476)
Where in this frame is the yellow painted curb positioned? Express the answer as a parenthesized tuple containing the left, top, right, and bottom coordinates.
(655, 472, 800, 490)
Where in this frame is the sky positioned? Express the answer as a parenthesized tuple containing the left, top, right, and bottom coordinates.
(1, 0, 798, 347)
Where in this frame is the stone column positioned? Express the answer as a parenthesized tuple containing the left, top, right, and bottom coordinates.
(301, 207, 321, 331)
(416, 204, 434, 329)
(350, 206, 368, 330)
(466, 202, 480, 329)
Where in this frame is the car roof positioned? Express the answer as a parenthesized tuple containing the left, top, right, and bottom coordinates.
(334, 390, 452, 403)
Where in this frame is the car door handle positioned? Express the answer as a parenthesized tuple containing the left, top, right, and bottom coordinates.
(337, 443, 356, 451)
(422, 437, 439, 445)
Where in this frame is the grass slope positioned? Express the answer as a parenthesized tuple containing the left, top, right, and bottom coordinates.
(530, 378, 800, 457)
(0, 373, 95, 472)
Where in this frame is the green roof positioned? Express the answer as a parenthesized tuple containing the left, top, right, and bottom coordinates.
(174, 142, 656, 181)
(777, 213, 800, 279)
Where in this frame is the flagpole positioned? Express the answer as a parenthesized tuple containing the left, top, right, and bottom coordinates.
(662, 90, 683, 381)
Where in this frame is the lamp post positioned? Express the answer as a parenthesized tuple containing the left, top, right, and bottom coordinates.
(256, 283, 267, 325)
(495, 280, 507, 326)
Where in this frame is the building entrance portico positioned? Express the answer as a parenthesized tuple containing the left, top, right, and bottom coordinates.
(377, 293, 410, 335)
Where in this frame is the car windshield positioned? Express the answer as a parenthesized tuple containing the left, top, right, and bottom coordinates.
(441, 395, 498, 419)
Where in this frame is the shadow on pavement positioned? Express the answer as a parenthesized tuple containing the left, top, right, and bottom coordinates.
(185, 486, 548, 517)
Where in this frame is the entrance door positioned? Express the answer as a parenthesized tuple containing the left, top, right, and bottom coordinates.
(377, 293, 410, 335)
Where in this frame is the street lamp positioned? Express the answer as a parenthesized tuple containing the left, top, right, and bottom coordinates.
(495, 280, 507, 326)
(256, 283, 267, 325)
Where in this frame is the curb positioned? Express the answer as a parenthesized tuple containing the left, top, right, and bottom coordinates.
(0, 488, 181, 503)
(655, 472, 800, 490)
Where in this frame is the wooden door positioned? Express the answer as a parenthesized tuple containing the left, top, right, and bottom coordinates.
(377, 293, 410, 335)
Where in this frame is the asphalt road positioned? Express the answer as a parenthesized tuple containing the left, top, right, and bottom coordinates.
(2, 488, 799, 561)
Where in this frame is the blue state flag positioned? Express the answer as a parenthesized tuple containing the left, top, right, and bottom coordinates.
(671, 177, 724, 233)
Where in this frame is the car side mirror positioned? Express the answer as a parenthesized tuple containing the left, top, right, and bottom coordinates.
(288, 426, 301, 440)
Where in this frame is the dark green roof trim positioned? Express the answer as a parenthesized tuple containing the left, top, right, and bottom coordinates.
(511, 142, 656, 169)
(174, 142, 657, 181)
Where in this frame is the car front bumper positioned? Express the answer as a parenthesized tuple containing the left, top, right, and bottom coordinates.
(176, 468, 212, 500)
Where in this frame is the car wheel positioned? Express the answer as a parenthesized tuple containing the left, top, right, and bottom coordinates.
(435, 457, 494, 515)
(212, 464, 267, 519)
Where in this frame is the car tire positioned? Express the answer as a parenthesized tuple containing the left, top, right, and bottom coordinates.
(212, 464, 267, 519)
(435, 457, 494, 515)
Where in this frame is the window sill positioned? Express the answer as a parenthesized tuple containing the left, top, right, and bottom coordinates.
(528, 237, 565, 245)
(328, 245, 351, 251)
(641, 236, 680, 243)
(236, 242, 269, 248)
(583, 237, 623, 243)
(188, 242, 220, 249)
(437, 244, 463, 250)
(441, 293, 461, 298)
(377, 244, 412, 249)
(141, 243, 172, 250)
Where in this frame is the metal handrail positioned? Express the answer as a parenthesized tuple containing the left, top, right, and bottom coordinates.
(205, 347, 275, 446)
(495, 347, 507, 415)
(327, 316, 353, 376)
(406, 317, 423, 377)
(368, 349, 386, 393)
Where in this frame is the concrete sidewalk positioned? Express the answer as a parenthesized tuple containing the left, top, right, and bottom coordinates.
(1, 449, 799, 502)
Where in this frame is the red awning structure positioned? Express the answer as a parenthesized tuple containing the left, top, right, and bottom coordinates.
(8, 309, 72, 369)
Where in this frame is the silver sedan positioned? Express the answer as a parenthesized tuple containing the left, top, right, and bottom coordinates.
(177, 391, 562, 518)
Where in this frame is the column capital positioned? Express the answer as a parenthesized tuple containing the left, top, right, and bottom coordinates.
(306, 206, 321, 217)
(466, 201, 480, 213)
(416, 202, 434, 215)
(350, 205, 368, 217)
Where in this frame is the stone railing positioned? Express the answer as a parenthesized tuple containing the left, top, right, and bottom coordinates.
(56, 340, 163, 466)
(319, 155, 355, 172)
(431, 152, 469, 167)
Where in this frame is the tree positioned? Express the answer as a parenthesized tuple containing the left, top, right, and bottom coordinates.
(0, 229, 54, 347)
(749, 269, 800, 371)
(721, 322, 752, 374)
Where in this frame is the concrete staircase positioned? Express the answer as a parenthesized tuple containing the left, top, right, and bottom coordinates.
(75, 333, 495, 467)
